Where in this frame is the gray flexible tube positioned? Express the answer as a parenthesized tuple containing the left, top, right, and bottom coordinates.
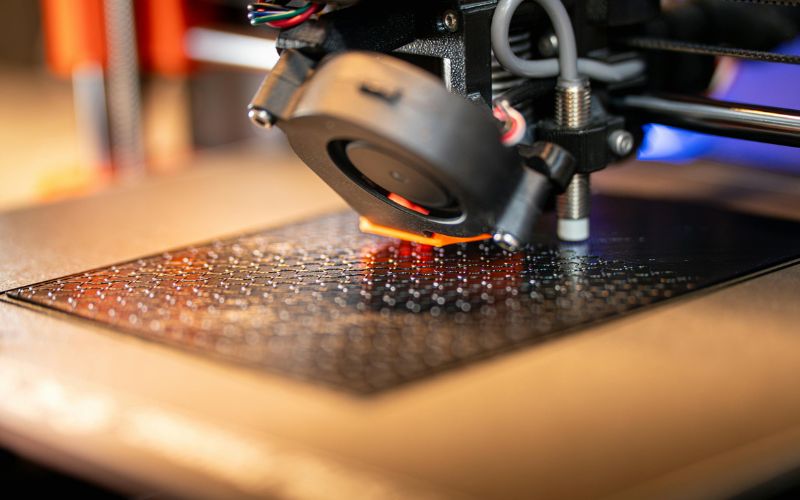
(491, 0, 645, 83)
(528, 0, 578, 81)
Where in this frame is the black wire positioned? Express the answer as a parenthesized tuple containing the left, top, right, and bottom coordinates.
(494, 78, 557, 108)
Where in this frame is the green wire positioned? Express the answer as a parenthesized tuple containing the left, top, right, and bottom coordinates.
(250, 4, 311, 24)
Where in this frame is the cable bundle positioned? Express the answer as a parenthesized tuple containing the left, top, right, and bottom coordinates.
(248, 2, 323, 29)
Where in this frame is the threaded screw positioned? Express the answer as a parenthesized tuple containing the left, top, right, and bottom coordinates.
(555, 78, 592, 242)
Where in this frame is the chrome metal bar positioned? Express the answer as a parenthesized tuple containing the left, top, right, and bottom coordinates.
(616, 94, 800, 148)
(184, 28, 280, 71)
(104, 0, 145, 177)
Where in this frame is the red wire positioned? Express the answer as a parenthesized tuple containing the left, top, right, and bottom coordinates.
(494, 104, 519, 144)
(501, 119, 519, 144)
(268, 3, 322, 29)
(492, 105, 508, 123)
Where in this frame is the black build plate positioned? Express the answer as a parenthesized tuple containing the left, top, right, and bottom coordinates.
(5, 196, 800, 393)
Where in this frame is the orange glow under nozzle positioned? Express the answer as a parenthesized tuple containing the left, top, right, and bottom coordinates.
(359, 217, 491, 248)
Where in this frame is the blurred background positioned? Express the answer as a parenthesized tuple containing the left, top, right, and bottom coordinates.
(0, 0, 288, 213)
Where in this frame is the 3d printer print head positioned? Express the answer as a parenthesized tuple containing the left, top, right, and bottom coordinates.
(251, 51, 558, 249)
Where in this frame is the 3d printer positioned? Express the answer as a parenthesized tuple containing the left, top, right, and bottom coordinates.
(247, 0, 800, 250)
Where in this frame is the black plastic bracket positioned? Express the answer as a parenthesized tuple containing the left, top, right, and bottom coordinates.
(535, 114, 625, 174)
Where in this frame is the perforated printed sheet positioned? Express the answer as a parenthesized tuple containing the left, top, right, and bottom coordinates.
(5, 196, 800, 393)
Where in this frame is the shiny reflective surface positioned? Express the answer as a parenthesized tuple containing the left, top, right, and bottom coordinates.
(6, 195, 800, 393)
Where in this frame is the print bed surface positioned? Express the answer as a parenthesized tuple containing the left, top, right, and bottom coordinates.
(6, 196, 800, 393)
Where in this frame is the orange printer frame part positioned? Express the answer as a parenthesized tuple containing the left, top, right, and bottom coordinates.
(41, 0, 193, 77)
(136, 0, 193, 75)
(42, 0, 107, 76)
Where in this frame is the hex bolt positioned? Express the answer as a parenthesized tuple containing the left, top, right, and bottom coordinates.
(607, 129, 635, 156)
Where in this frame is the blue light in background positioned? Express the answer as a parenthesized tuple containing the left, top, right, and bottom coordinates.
(637, 123, 712, 163)
(637, 37, 800, 172)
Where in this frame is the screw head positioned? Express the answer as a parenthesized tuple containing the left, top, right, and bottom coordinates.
(538, 33, 559, 57)
(389, 170, 407, 182)
(607, 129, 634, 156)
(441, 10, 459, 33)
(248, 107, 274, 129)
(493, 232, 522, 252)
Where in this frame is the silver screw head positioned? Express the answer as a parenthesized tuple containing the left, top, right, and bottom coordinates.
(248, 107, 274, 129)
(493, 232, 522, 252)
(607, 129, 635, 156)
(442, 10, 459, 32)
(538, 33, 559, 57)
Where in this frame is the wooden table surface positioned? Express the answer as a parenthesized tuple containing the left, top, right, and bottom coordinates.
(1, 143, 799, 499)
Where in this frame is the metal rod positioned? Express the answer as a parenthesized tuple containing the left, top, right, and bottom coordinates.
(616, 94, 800, 148)
(72, 63, 111, 171)
(184, 28, 280, 71)
(104, 0, 145, 177)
